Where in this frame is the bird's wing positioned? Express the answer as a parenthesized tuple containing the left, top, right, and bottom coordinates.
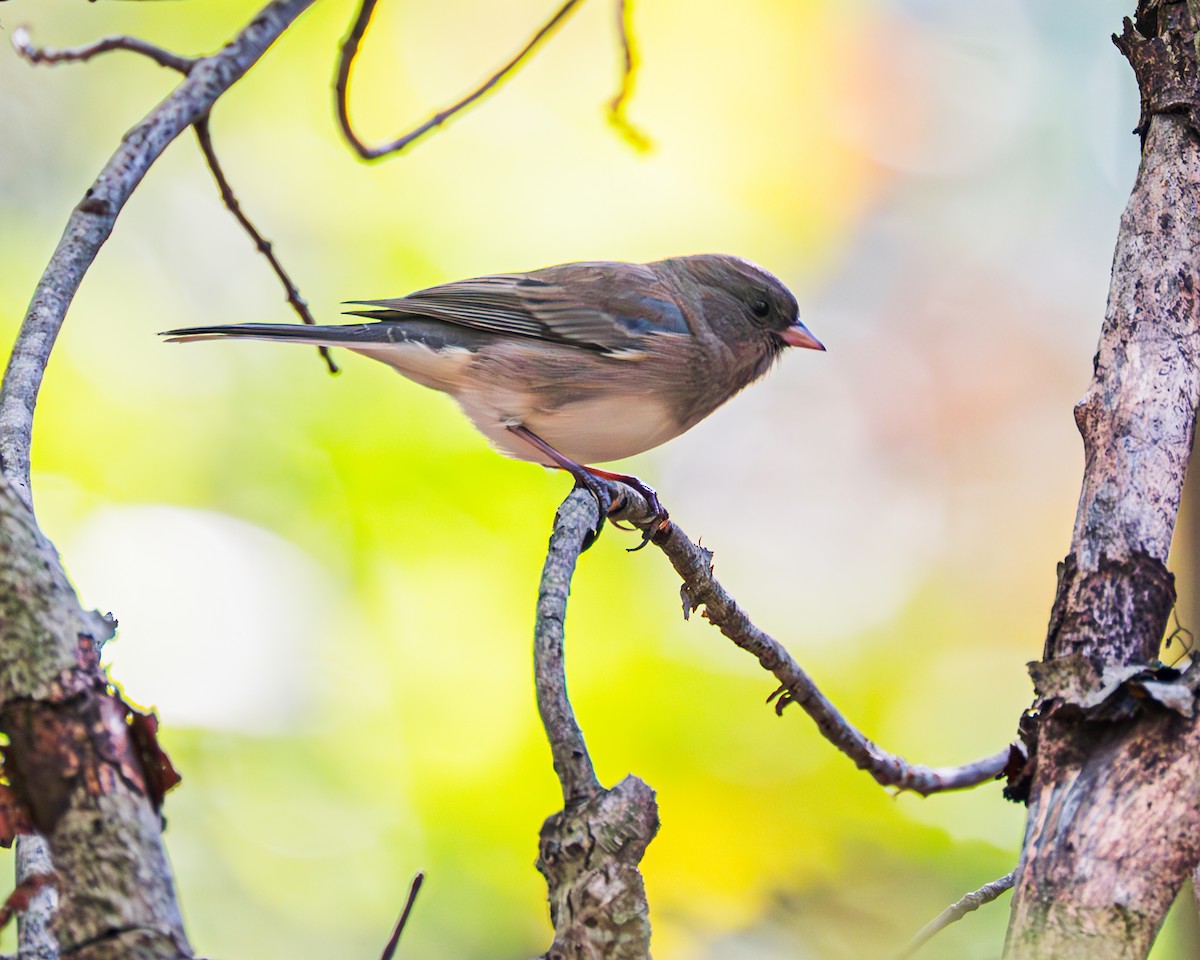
(345, 262, 691, 356)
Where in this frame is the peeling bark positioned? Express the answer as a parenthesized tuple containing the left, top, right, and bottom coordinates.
(1004, 4, 1200, 955)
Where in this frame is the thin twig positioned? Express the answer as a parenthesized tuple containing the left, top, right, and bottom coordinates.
(379, 872, 424, 960)
(334, 0, 584, 161)
(535, 488, 602, 805)
(607, 0, 650, 150)
(193, 117, 339, 374)
(11, 26, 195, 74)
(604, 484, 1015, 795)
(895, 870, 1016, 959)
(0, 0, 319, 508)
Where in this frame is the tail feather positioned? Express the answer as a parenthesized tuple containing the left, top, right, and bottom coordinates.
(160, 323, 375, 346)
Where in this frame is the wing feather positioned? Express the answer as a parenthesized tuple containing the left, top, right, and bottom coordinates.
(344, 262, 690, 355)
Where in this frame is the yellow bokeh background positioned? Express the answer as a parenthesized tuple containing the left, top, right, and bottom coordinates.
(3, 1, 1195, 957)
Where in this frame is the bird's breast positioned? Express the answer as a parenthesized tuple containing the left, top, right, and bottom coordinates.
(459, 389, 685, 466)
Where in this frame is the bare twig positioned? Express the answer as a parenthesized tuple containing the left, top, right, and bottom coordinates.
(607, 0, 650, 150)
(0, 0, 319, 508)
(11, 26, 195, 74)
(896, 870, 1016, 959)
(603, 485, 1014, 795)
(334, 0, 584, 161)
(535, 488, 602, 804)
(193, 117, 339, 374)
(379, 872, 424, 960)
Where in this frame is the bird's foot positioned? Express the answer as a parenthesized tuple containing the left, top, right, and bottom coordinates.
(502, 424, 668, 551)
(572, 472, 614, 551)
(582, 467, 670, 552)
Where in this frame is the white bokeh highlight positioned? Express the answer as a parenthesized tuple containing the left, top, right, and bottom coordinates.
(61, 505, 333, 731)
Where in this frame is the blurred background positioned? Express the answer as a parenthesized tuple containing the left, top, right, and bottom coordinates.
(1, 0, 1191, 957)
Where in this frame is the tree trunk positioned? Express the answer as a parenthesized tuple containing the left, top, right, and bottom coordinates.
(1004, 4, 1200, 956)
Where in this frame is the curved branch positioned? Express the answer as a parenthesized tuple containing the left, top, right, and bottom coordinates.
(334, 0, 583, 161)
(0, 0, 318, 508)
(11, 27, 195, 74)
(534, 489, 658, 959)
(0, 3, 318, 954)
(607, 0, 650, 150)
(602, 486, 1014, 796)
(535, 488, 601, 804)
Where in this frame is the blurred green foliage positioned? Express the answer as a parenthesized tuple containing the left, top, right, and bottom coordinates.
(3, 0, 1195, 958)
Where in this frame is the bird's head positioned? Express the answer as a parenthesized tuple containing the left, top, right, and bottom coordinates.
(663, 254, 825, 357)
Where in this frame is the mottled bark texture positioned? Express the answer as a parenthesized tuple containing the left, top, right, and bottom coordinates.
(533, 490, 658, 959)
(0, 477, 189, 959)
(1004, 4, 1200, 957)
(0, 2, 317, 956)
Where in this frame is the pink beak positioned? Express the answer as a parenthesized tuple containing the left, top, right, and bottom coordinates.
(780, 320, 825, 351)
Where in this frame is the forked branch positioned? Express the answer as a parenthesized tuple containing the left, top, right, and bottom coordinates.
(11, 26, 195, 74)
(533, 489, 657, 959)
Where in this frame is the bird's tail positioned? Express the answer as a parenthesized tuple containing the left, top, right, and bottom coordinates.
(159, 323, 376, 346)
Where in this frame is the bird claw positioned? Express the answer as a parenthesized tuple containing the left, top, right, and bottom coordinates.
(575, 475, 614, 552)
(612, 478, 669, 553)
(627, 515, 670, 552)
(574, 474, 669, 552)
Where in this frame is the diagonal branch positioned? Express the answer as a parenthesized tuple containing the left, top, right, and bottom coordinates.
(897, 870, 1016, 960)
(193, 118, 339, 374)
(379, 872, 424, 960)
(11, 26, 195, 74)
(603, 486, 1015, 796)
(333, 0, 583, 160)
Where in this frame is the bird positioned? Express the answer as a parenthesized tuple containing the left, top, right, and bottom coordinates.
(161, 254, 824, 546)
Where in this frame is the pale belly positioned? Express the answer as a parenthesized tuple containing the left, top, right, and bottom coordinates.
(354, 339, 691, 465)
(457, 389, 685, 466)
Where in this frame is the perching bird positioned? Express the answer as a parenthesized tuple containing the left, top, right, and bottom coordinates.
(162, 254, 824, 543)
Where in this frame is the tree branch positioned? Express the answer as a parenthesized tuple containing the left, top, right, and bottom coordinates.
(897, 871, 1016, 960)
(193, 118, 339, 374)
(0, 0, 318, 509)
(535, 489, 602, 804)
(607, 0, 650, 150)
(533, 489, 658, 959)
(0, 3, 319, 954)
(334, 0, 583, 160)
(1003, 5, 1200, 956)
(15, 838, 56, 960)
(11, 27, 195, 75)
(601, 487, 1015, 796)
(379, 872, 423, 960)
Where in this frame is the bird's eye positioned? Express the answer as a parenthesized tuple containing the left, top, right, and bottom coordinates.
(750, 299, 771, 320)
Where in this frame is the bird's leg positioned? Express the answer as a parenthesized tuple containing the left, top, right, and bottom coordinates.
(506, 424, 613, 548)
(505, 424, 669, 552)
